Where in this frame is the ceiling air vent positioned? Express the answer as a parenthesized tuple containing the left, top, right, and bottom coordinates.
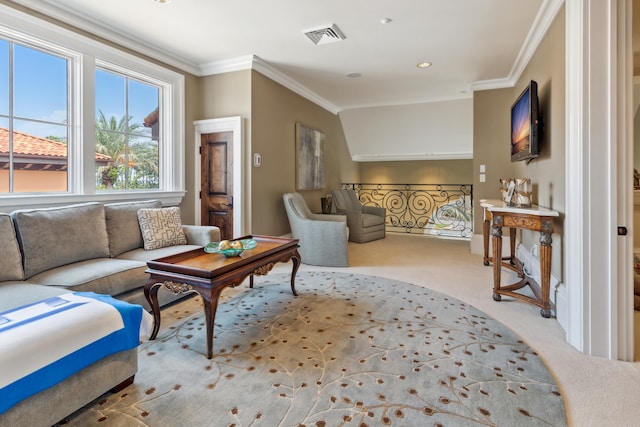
(303, 24, 346, 45)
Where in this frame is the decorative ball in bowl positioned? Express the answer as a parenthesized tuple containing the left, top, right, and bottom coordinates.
(204, 239, 257, 257)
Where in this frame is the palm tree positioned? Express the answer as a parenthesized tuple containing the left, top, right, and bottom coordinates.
(95, 110, 157, 189)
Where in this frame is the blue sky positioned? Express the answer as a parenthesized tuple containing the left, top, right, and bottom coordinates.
(1, 40, 158, 141)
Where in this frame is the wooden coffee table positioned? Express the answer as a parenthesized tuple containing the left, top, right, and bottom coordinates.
(144, 235, 300, 358)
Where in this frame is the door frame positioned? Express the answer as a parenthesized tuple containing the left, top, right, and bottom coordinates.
(565, 0, 634, 360)
(194, 117, 244, 238)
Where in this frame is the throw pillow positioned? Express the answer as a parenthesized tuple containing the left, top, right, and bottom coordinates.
(137, 207, 188, 250)
(105, 200, 162, 257)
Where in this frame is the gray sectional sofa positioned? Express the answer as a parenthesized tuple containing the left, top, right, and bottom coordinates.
(0, 200, 220, 427)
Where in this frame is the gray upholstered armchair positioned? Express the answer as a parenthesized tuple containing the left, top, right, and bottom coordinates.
(331, 189, 386, 243)
(283, 192, 349, 267)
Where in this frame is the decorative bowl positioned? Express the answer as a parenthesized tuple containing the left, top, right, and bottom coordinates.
(204, 239, 257, 257)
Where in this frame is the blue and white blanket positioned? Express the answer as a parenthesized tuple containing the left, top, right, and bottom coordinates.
(0, 292, 153, 415)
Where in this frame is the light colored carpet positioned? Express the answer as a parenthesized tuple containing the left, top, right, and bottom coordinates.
(62, 233, 640, 426)
(65, 271, 565, 426)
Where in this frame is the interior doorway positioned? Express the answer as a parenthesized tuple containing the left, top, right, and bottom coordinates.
(200, 131, 234, 239)
(194, 117, 244, 239)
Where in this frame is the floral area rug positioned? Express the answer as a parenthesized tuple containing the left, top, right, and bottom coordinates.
(64, 271, 566, 426)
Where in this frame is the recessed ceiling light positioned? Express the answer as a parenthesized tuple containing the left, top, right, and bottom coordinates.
(153, 0, 171, 3)
(417, 61, 432, 69)
(380, 18, 392, 24)
(346, 72, 361, 78)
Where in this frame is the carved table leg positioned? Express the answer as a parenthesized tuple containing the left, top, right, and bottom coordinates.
(290, 250, 301, 296)
(483, 217, 490, 266)
(539, 219, 553, 318)
(492, 215, 503, 302)
(202, 287, 224, 359)
(509, 228, 516, 265)
(144, 280, 162, 340)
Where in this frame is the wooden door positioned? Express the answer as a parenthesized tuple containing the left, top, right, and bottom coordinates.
(201, 131, 233, 239)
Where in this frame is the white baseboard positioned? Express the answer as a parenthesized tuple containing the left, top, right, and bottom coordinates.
(516, 244, 567, 334)
(470, 234, 484, 255)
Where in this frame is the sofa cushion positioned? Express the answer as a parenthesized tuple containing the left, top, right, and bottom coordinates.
(28, 258, 147, 297)
(0, 214, 24, 281)
(12, 203, 110, 278)
(104, 200, 162, 257)
(137, 207, 187, 250)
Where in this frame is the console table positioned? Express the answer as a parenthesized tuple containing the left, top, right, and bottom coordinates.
(481, 199, 559, 318)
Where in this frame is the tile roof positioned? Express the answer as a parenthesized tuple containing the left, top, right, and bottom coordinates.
(0, 127, 110, 163)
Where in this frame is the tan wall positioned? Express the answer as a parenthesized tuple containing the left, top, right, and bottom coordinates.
(250, 71, 357, 236)
(473, 6, 565, 280)
(180, 73, 201, 223)
(512, 6, 565, 280)
(472, 88, 515, 232)
(359, 159, 472, 185)
(182, 71, 252, 225)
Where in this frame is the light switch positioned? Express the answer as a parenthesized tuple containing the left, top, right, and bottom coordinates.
(480, 164, 486, 173)
(253, 153, 262, 167)
(479, 173, 486, 183)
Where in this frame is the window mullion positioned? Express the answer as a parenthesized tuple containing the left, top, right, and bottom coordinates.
(8, 40, 13, 193)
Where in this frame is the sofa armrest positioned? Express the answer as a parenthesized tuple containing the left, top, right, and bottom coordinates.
(181, 225, 221, 246)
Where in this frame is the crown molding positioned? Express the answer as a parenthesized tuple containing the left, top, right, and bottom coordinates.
(340, 92, 473, 112)
(467, 77, 514, 92)
(352, 152, 473, 162)
(251, 56, 340, 114)
(469, 0, 565, 93)
(198, 55, 254, 76)
(8, 0, 202, 75)
(199, 55, 341, 114)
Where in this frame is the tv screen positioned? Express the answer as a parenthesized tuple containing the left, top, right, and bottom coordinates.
(511, 80, 540, 162)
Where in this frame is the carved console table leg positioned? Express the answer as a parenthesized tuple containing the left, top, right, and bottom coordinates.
(491, 215, 503, 302)
(483, 217, 491, 266)
(509, 229, 516, 265)
(539, 219, 554, 318)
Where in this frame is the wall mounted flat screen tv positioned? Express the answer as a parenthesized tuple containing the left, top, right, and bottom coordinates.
(511, 80, 540, 162)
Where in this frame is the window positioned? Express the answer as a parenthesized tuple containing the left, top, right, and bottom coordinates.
(0, 40, 70, 193)
(0, 4, 185, 210)
(95, 69, 160, 190)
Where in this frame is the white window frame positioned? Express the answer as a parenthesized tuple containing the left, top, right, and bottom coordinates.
(0, 4, 185, 211)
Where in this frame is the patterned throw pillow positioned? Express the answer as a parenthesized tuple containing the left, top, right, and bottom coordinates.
(137, 207, 188, 250)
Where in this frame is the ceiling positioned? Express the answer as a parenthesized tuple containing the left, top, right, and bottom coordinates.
(11, 0, 560, 114)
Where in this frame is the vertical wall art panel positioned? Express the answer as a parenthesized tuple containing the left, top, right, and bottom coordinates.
(296, 123, 325, 190)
